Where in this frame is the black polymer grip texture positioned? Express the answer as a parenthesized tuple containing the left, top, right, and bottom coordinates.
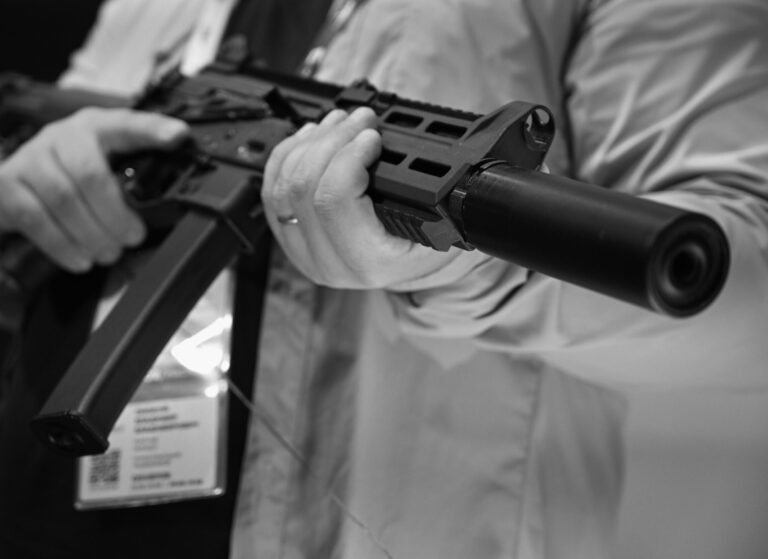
(459, 163, 730, 316)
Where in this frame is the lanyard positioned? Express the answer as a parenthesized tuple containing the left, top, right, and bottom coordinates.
(299, 0, 369, 77)
(181, 0, 239, 76)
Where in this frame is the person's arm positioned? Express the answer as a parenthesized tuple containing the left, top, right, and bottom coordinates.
(58, 0, 209, 96)
(0, 108, 189, 272)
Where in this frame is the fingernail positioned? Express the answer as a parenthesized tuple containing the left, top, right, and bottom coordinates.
(96, 250, 121, 266)
(126, 224, 146, 246)
(69, 257, 92, 273)
(350, 106, 375, 121)
(158, 120, 188, 141)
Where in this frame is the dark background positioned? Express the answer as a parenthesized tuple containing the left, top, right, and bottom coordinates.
(0, 0, 105, 81)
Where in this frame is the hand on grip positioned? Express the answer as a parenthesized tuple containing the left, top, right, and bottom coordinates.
(0, 108, 189, 272)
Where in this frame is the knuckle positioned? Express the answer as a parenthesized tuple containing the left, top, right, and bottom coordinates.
(54, 143, 111, 193)
(278, 156, 315, 202)
(313, 133, 342, 157)
(268, 174, 292, 206)
(272, 173, 310, 208)
(9, 203, 46, 234)
(44, 183, 78, 214)
(312, 188, 343, 217)
(289, 172, 315, 203)
(77, 161, 110, 194)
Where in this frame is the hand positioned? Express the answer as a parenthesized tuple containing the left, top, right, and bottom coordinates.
(0, 107, 189, 272)
(261, 107, 488, 291)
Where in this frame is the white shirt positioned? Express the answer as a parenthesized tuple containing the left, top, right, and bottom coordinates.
(59, 2, 768, 559)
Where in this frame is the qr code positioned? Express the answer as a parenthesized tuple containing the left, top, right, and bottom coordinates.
(87, 449, 121, 488)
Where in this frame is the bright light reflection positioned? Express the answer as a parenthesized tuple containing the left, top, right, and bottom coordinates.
(171, 314, 233, 376)
(204, 380, 228, 398)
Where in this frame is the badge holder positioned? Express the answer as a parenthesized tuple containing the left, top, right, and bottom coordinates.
(75, 269, 233, 509)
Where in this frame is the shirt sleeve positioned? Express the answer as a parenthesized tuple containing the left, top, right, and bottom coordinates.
(57, 0, 208, 95)
(383, 0, 768, 390)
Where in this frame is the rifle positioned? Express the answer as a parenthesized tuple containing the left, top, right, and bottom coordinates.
(0, 62, 729, 456)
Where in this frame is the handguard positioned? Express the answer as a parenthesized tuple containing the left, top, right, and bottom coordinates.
(0, 63, 729, 455)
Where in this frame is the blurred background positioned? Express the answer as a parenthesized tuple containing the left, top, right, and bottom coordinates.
(0, 0, 104, 81)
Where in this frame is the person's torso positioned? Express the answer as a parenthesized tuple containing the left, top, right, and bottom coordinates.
(53, 2, 628, 558)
